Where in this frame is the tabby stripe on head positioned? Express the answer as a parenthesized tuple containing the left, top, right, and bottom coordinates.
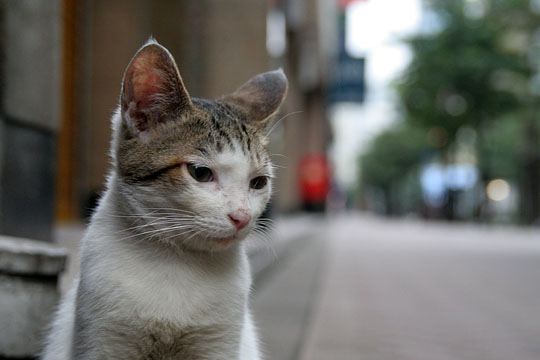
(233, 118, 248, 154)
(215, 139, 223, 152)
(196, 147, 208, 156)
(227, 112, 248, 153)
(219, 103, 251, 153)
(241, 123, 251, 152)
(131, 164, 181, 183)
(210, 114, 234, 149)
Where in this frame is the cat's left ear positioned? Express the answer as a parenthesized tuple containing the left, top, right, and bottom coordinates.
(222, 69, 288, 128)
(120, 39, 192, 136)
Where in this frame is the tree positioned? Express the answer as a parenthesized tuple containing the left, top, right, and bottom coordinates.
(399, 1, 525, 140)
(398, 0, 540, 223)
(360, 125, 430, 215)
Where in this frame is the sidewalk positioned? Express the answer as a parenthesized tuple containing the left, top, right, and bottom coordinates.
(297, 214, 540, 360)
(251, 216, 325, 360)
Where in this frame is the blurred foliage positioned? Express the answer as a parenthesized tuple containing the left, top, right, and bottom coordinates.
(360, 125, 431, 214)
(361, 125, 430, 189)
(477, 115, 522, 181)
(361, 0, 540, 221)
(398, 0, 531, 142)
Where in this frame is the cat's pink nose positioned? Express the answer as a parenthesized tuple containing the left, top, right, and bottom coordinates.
(228, 211, 251, 231)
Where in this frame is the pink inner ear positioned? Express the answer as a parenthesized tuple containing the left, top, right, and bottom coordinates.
(130, 51, 167, 109)
(132, 70, 164, 108)
(121, 42, 192, 135)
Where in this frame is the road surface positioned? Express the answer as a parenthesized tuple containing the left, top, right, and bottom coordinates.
(253, 214, 540, 360)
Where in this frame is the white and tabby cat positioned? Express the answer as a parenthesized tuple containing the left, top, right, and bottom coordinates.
(42, 39, 287, 360)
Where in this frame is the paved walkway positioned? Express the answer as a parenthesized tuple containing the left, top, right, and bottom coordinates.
(254, 214, 540, 360)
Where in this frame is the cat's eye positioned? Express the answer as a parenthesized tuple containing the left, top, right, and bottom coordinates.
(250, 176, 268, 190)
(187, 164, 214, 182)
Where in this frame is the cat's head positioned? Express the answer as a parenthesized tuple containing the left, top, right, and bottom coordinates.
(111, 39, 287, 251)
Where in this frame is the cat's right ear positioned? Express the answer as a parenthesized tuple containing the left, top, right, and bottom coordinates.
(221, 69, 288, 128)
(120, 40, 192, 136)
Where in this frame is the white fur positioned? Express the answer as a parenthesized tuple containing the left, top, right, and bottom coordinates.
(240, 311, 262, 359)
(42, 279, 77, 360)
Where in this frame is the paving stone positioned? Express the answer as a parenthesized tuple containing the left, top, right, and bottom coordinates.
(299, 214, 540, 360)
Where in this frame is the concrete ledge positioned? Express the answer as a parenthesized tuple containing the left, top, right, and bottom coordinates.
(0, 235, 66, 276)
(0, 235, 67, 358)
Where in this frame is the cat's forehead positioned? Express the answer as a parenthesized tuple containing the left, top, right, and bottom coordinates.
(186, 140, 269, 179)
(187, 98, 267, 156)
(209, 145, 253, 174)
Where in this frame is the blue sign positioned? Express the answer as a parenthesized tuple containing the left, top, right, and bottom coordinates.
(328, 55, 366, 104)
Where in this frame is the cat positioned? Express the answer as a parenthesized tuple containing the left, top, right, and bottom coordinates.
(42, 38, 287, 360)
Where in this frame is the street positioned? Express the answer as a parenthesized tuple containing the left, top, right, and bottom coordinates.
(253, 214, 540, 360)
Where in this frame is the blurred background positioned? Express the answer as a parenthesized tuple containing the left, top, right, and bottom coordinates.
(2, 0, 540, 359)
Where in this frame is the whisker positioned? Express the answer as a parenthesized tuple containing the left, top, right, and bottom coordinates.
(116, 224, 194, 242)
(251, 228, 277, 260)
(144, 207, 196, 215)
(265, 110, 303, 138)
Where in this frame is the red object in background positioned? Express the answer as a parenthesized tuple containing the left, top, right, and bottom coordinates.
(299, 154, 331, 204)
(339, 0, 365, 10)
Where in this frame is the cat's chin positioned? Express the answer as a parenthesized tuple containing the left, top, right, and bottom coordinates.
(176, 233, 245, 252)
(204, 234, 242, 251)
(214, 235, 234, 245)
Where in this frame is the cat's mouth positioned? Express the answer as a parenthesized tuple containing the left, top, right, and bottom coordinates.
(215, 236, 237, 246)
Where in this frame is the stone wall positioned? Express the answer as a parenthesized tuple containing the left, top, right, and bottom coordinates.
(0, 0, 61, 241)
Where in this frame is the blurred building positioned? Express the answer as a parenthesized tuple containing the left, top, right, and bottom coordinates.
(272, 0, 335, 212)
(0, 0, 61, 241)
(0, 0, 336, 233)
